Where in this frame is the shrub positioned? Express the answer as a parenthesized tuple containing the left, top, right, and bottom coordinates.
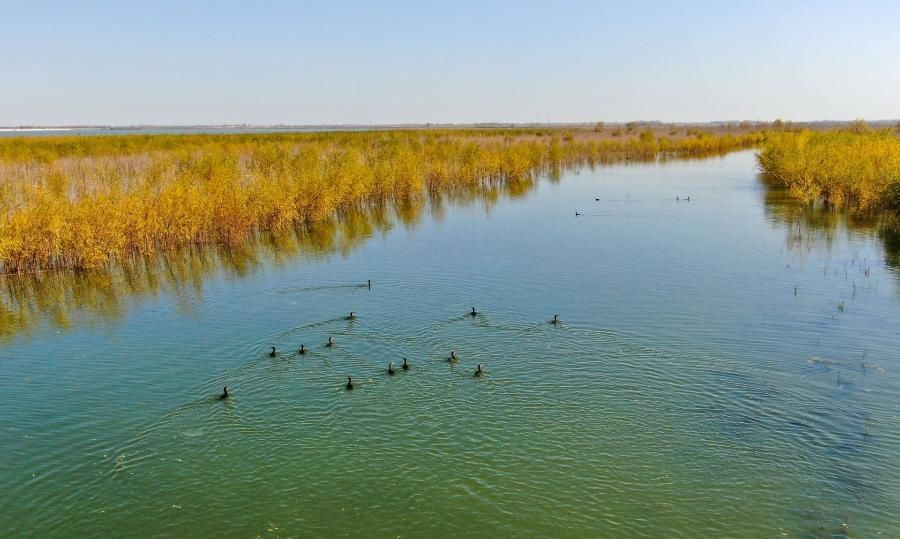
(758, 130, 900, 212)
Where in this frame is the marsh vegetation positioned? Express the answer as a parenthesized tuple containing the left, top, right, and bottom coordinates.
(758, 126, 900, 212)
(0, 129, 765, 273)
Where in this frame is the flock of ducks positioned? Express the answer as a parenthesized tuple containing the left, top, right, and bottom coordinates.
(217, 307, 562, 399)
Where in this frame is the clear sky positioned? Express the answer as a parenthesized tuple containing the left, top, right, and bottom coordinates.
(1, 0, 898, 125)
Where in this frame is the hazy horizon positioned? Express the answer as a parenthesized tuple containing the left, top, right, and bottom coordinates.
(2, 119, 899, 130)
(3, 0, 899, 125)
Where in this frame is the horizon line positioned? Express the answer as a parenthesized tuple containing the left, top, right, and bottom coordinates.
(2, 119, 898, 131)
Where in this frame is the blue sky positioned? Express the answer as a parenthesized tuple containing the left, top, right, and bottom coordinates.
(1, 0, 898, 125)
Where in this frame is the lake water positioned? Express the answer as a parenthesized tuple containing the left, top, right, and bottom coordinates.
(1, 151, 898, 537)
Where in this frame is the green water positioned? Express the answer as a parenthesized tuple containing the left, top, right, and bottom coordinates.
(2, 151, 898, 537)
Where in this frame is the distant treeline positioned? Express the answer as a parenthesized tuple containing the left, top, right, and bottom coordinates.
(758, 123, 900, 212)
(0, 129, 764, 273)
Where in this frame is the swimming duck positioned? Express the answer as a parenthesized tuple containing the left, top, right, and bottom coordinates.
(448, 351, 458, 362)
(552, 314, 560, 325)
(327, 336, 335, 347)
(347, 311, 357, 320)
(269, 346, 277, 357)
(470, 306, 478, 316)
(298, 344, 306, 355)
(219, 386, 229, 400)
(575, 211, 581, 216)
(346, 377, 354, 390)
(474, 364, 483, 377)
(402, 357, 409, 370)
(388, 362, 395, 375)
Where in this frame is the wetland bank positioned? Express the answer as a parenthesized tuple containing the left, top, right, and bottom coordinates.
(1, 136, 899, 536)
(0, 128, 764, 273)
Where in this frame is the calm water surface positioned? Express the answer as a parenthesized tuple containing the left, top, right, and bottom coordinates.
(1, 151, 898, 537)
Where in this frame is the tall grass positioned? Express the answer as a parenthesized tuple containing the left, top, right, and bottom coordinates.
(758, 129, 900, 212)
(0, 167, 548, 339)
(0, 129, 764, 273)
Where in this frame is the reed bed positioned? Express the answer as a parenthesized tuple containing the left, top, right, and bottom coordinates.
(758, 128, 900, 212)
(0, 129, 764, 273)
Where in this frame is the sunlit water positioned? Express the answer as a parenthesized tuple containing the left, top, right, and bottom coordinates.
(1, 151, 898, 537)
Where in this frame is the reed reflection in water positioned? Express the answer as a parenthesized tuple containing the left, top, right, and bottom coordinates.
(0, 174, 537, 340)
